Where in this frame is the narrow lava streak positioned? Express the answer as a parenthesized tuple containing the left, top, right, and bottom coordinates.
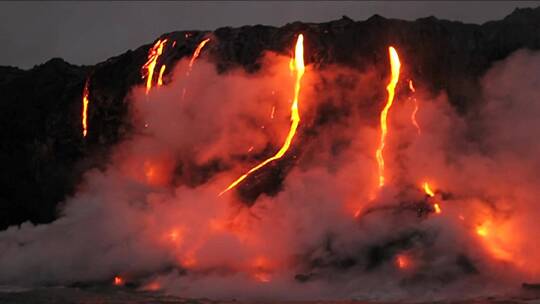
(423, 181, 435, 197)
(82, 79, 90, 137)
(423, 182, 442, 213)
(219, 34, 305, 196)
(375, 46, 401, 188)
(409, 80, 421, 134)
(142, 39, 168, 94)
(188, 38, 210, 73)
(157, 65, 166, 86)
(270, 105, 276, 119)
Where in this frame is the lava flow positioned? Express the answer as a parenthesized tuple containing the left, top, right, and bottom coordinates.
(423, 181, 435, 197)
(81, 79, 90, 137)
(375, 46, 401, 188)
(142, 39, 168, 94)
(188, 38, 210, 75)
(157, 65, 166, 87)
(409, 80, 421, 134)
(219, 34, 305, 196)
(423, 182, 442, 214)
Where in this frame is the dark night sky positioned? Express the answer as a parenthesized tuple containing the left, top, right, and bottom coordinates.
(1, 1, 539, 69)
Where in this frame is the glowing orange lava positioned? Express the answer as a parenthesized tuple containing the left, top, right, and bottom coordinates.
(142, 39, 168, 94)
(113, 276, 124, 286)
(375, 47, 401, 188)
(423, 182, 442, 214)
(423, 182, 435, 197)
(188, 38, 210, 73)
(396, 254, 410, 269)
(409, 80, 421, 135)
(219, 34, 305, 196)
(157, 65, 166, 86)
(82, 79, 90, 137)
(476, 225, 488, 237)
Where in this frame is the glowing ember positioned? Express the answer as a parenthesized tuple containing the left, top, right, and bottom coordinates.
(157, 65, 166, 86)
(81, 79, 90, 137)
(409, 80, 421, 134)
(113, 276, 124, 286)
(434, 203, 442, 214)
(142, 39, 168, 94)
(396, 254, 410, 269)
(188, 38, 210, 72)
(219, 34, 305, 196)
(375, 46, 401, 188)
(423, 182, 435, 197)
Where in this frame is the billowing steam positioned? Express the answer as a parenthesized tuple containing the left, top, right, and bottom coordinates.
(0, 36, 539, 301)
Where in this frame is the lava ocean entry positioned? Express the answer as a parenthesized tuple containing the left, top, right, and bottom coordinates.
(2, 15, 540, 302)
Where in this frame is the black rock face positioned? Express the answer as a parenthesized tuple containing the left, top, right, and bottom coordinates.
(1, 7, 540, 230)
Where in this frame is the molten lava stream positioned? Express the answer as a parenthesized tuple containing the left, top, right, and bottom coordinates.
(157, 65, 166, 86)
(142, 39, 168, 94)
(219, 34, 305, 196)
(375, 46, 401, 188)
(81, 79, 90, 137)
(182, 38, 210, 100)
(409, 80, 421, 135)
(423, 181, 435, 197)
(423, 181, 442, 214)
(188, 38, 210, 75)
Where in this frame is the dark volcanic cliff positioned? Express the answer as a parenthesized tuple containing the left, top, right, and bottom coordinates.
(1, 7, 540, 230)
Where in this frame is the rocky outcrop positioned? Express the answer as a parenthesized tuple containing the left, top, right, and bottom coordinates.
(1, 7, 540, 230)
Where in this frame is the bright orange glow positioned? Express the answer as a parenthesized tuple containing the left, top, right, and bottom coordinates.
(423, 182, 435, 197)
(113, 276, 124, 286)
(375, 46, 401, 188)
(408, 79, 415, 92)
(219, 34, 305, 196)
(188, 38, 210, 72)
(475, 220, 514, 261)
(142, 39, 168, 94)
(434, 203, 442, 214)
(409, 80, 421, 135)
(396, 254, 410, 269)
(82, 79, 90, 137)
(157, 65, 166, 86)
(476, 225, 489, 237)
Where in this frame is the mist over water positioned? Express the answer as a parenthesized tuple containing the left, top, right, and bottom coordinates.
(0, 47, 539, 301)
